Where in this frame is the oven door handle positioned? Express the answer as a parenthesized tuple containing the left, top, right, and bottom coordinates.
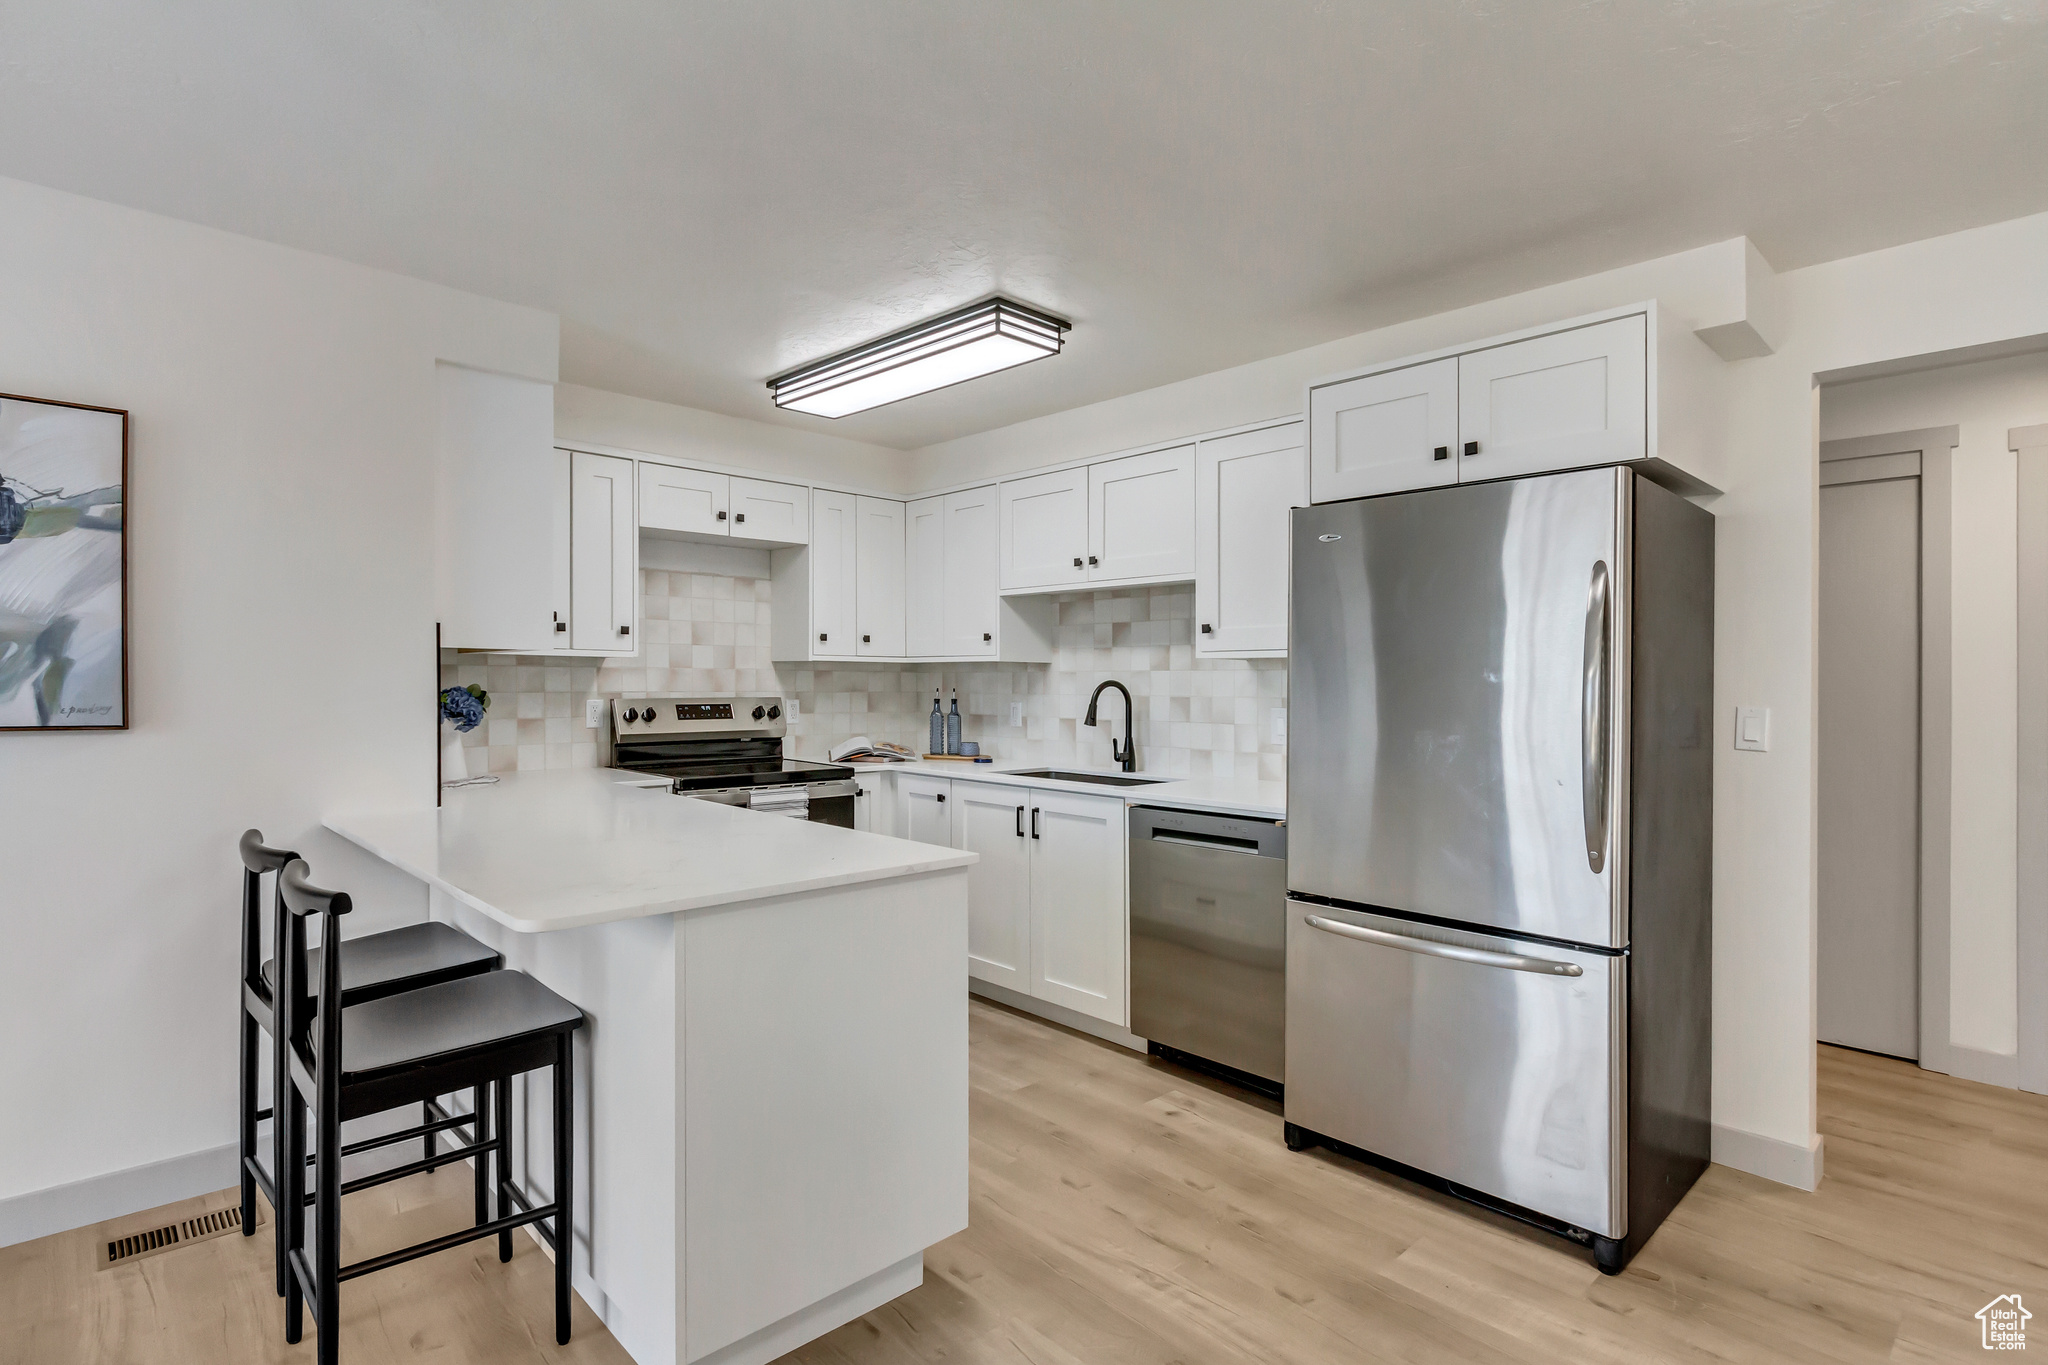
(1302, 915, 1583, 977)
(804, 779, 859, 800)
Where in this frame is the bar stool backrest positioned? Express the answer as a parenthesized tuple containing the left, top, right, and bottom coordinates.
(238, 830, 298, 1008)
(279, 859, 352, 1084)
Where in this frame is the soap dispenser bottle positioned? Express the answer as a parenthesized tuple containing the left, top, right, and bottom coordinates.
(929, 689, 944, 757)
(946, 690, 962, 755)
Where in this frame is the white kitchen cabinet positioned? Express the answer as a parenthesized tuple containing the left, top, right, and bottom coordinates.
(729, 476, 809, 544)
(568, 450, 637, 653)
(852, 770, 895, 835)
(952, 780, 1033, 993)
(639, 464, 730, 537)
(905, 496, 946, 657)
(855, 497, 906, 657)
(436, 364, 556, 652)
(1457, 313, 1646, 482)
(1026, 789, 1127, 1025)
(1088, 445, 1195, 583)
(897, 774, 952, 848)
(808, 489, 859, 658)
(942, 487, 1002, 656)
(1308, 357, 1458, 503)
(1000, 468, 1089, 590)
(1196, 422, 1304, 657)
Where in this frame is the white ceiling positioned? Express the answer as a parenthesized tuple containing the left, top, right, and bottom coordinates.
(3, 2, 2044, 450)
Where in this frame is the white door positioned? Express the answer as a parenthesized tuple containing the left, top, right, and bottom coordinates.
(1088, 446, 1195, 582)
(1457, 313, 1646, 481)
(943, 486, 1001, 656)
(640, 464, 729, 535)
(855, 496, 906, 657)
(1308, 357, 1457, 502)
(730, 477, 809, 544)
(897, 774, 952, 848)
(1819, 455, 1922, 1059)
(1028, 790, 1127, 1025)
(1196, 423, 1304, 656)
(570, 451, 636, 652)
(905, 496, 945, 657)
(1001, 468, 1089, 590)
(953, 780, 1033, 992)
(810, 490, 859, 658)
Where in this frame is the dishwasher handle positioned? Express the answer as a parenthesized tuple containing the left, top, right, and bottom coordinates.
(1303, 914, 1584, 977)
(1148, 830, 1263, 855)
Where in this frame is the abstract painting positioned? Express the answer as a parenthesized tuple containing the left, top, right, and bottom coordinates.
(0, 393, 128, 729)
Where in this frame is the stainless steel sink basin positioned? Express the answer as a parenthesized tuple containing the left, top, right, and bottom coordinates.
(1002, 768, 1166, 787)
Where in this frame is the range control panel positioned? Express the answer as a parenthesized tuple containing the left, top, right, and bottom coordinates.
(611, 695, 786, 737)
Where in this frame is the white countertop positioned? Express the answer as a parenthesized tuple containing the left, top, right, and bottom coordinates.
(847, 760, 1286, 820)
(325, 768, 977, 934)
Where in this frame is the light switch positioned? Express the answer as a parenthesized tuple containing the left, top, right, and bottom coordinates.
(1270, 708, 1287, 746)
(585, 698, 605, 729)
(1009, 700, 1024, 727)
(1734, 706, 1770, 752)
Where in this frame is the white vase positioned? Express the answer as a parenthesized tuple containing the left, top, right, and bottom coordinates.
(440, 722, 469, 783)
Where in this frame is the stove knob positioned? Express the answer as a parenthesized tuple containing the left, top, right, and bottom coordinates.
(766, 705, 781, 719)
(623, 707, 640, 723)
(752, 706, 766, 721)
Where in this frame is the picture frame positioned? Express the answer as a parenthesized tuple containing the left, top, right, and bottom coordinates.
(0, 391, 129, 730)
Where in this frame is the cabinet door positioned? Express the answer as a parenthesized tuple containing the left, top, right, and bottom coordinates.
(1196, 424, 1304, 656)
(1089, 445, 1195, 582)
(1308, 357, 1458, 502)
(639, 464, 730, 535)
(730, 477, 809, 544)
(897, 774, 952, 848)
(852, 770, 894, 834)
(1028, 790, 1127, 1025)
(953, 780, 1033, 992)
(1000, 468, 1089, 590)
(550, 448, 574, 650)
(905, 496, 946, 657)
(810, 490, 859, 658)
(943, 486, 1001, 656)
(855, 496, 906, 657)
(1457, 313, 1646, 481)
(570, 451, 636, 652)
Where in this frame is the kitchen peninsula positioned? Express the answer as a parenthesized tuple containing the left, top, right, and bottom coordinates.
(324, 769, 976, 1365)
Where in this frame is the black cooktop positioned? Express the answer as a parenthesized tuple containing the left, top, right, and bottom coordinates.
(638, 757, 854, 792)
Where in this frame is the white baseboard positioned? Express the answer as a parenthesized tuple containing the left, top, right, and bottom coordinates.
(1711, 1123, 1823, 1191)
(0, 1141, 240, 1249)
(970, 980, 1148, 1054)
(1932, 1043, 2022, 1090)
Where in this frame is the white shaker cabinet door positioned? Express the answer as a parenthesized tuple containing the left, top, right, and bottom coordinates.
(639, 463, 730, 535)
(569, 451, 637, 652)
(1196, 422, 1304, 656)
(943, 486, 1002, 656)
(855, 496, 906, 657)
(1088, 445, 1195, 583)
(1027, 790, 1128, 1026)
(810, 489, 859, 658)
(897, 774, 953, 849)
(1457, 313, 1646, 482)
(852, 770, 895, 835)
(905, 496, 946, 657)
(1000, 468, 1089, 590)
(729, 476, 809, 544)
(1308, 357, 1458, 502)
(953, 780, 1033, 992)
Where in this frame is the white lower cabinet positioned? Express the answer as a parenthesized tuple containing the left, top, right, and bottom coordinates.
(1023, 790, 1127, 1024)
(897, 773, 953, 848)
(952, 781, 1032, 993)
(852, 770, 895, 835)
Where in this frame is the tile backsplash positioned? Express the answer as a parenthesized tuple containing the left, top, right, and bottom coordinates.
(441, 569, 1286, 781)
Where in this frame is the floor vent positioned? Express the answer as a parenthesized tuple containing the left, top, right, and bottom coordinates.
(99, 1202, 262, 1270)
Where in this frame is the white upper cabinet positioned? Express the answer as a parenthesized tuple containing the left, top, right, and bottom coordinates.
(1457, 313, 1646, 482)
(1000, 468, 1089, 590)
(809, 489, 859, 657)
(729, 476, 809, 544)
(639, 464, 730, 536)
(854, 496, 906, 657)
(1088, 445, 1195, 583)
(1308, 358, 1458, 503)
(436, 364, 555, 652)
(1196, 423, 1304, 657)
(942, 486, 1001, 656)
(953, 780, 1032, 993)
(905, 496, 946, 657)
(568, 451, 637, 653)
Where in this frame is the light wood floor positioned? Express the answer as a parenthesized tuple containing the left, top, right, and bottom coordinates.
(6, 1001, 2045, 1363)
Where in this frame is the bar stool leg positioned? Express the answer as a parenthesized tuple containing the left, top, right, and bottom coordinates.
(283, 1076, 305, 1345)
(553, 1036, 574, 1345)
(471, 1085, 489, 1228)
(237, 1009, 258, 1234)
(494, 1077, 514, 1263)
(422, 1100, 437, 1172)
(316, 1078, 341, 1365)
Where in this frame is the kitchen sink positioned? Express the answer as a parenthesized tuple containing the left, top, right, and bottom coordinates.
(1003, 768, 1166, 787)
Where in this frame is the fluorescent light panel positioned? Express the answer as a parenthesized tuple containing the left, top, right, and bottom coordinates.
(769, 298, 1068, 418)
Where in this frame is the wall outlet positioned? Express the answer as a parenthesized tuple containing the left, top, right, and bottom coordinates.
(1270, 708, 1287, 746)
(1734, 706, 1770, 752)
(787, 698, 799, 718)
(1009, 700, 1024, 727)
(586, 698, 605, 729)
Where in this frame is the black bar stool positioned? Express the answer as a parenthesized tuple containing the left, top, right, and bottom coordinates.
(237, 830, 502, 1295)
(276, 858, 585, 1363)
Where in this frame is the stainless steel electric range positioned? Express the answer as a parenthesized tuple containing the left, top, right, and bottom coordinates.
(609, 695, 859, 827)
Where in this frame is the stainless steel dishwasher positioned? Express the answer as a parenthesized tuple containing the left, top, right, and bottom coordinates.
(1129, 805, 1288, 1092)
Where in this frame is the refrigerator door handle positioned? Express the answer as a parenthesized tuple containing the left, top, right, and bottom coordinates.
(1583, 558, 1612, 873)
(1303, 914, 1584, 977)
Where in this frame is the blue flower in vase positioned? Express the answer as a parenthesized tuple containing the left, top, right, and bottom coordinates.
(440, 684, 489, 732)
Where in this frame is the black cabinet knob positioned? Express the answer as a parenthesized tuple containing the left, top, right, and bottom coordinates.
(1433, 445, 1449, 461)
(1088, 555, 1099, 566)
(735, 512, 745, 523)
(862, 634, 871, 643)
(1201, 623, 1213, 634)
(983, 633, 992, 642)
(818, 633, 827, 642)
(620, 624, 631, 636)
(766, 705, 781, 719)
(554, 621, 567, 632)
(716, 509, 727, 520)
(751, 706, 766, 721)
(1072, 557, 1083, 568)
(1464, 441, 1479, 457)
(936, 793, 946, 803)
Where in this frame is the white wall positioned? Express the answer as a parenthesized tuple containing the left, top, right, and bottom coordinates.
(0, 175, 558, 1241)
(1821, 350, 2048, 1059)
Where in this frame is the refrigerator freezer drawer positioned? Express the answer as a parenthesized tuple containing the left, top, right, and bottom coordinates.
(1284, 899, 1626, 1237)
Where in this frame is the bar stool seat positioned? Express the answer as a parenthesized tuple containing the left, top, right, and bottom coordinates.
(323, 969, 585, 1095)
(261, 921, 502, 1007)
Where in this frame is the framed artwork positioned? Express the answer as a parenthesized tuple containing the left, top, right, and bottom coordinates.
(0, 392, 129, 730)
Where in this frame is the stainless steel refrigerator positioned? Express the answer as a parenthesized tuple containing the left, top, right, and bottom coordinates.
(1283, 464, 1712, 1275)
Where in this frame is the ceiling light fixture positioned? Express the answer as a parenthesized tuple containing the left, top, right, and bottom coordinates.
(768, 297, 1069, 418)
